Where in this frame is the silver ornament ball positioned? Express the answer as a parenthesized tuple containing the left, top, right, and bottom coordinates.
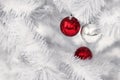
(81, 24, 102, 43)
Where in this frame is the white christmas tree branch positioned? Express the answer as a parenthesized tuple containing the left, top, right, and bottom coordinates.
(0, 11, 66, 80)
(0, 0, 45, 17)
(96, 7, 120, 52)
(53, 0, 105, 24)
(59, 54, 113, 80)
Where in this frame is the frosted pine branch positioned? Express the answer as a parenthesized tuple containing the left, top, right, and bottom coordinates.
(59, 54, 113, 80)
(53, 0, 105, 24)
(95, 7, 120, 52)
(0, 14, 66, 80)
(0, 0, 45, 17)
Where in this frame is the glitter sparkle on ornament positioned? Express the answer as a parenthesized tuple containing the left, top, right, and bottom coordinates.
(60, 16, 80, 37)
(74, 47, 92, 60)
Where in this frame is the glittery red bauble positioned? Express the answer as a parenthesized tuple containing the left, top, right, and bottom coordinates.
(74, 47, 92, 60)
(60, 16, 80, 36)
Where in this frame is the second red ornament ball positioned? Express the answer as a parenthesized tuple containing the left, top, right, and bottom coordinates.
(60, 16, 80, 36)
(74, 46, 92, 60)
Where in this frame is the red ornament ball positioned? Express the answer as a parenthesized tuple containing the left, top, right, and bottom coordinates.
(74, 47, 92, 60)
(60, 16, 80, 36)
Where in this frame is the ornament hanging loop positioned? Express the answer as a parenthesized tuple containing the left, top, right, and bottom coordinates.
(69, 14, 73, 20)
